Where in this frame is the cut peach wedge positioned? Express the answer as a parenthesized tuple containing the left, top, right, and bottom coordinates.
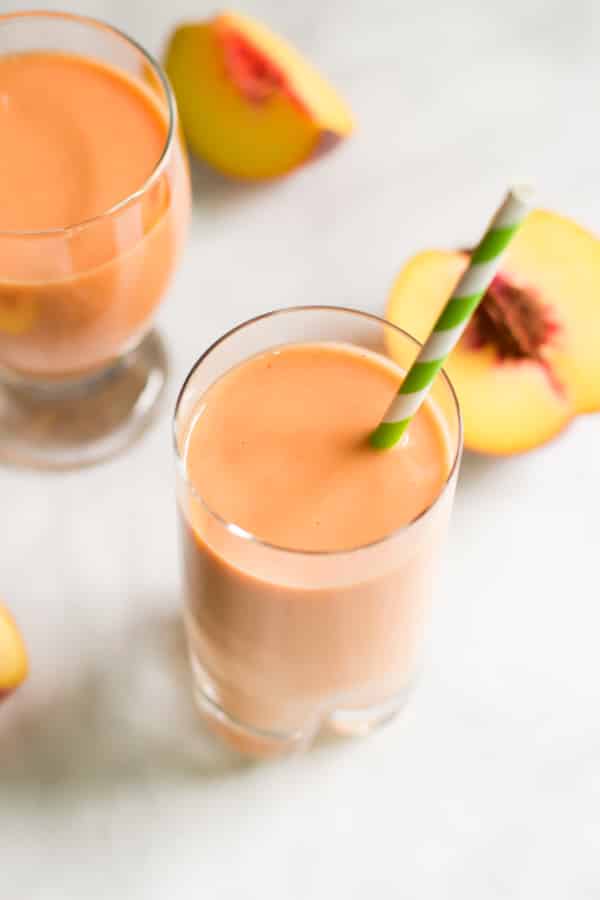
(165, 10, 354, 179)
(0, 602, 28, 700)
(386, 210, 600, 455)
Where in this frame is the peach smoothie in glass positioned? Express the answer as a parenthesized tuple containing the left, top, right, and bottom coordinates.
(174, 307, 462, 757)
(0, 12, 190, 468)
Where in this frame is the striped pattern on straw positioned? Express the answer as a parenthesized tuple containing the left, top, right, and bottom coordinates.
(370, 185, 533, 450)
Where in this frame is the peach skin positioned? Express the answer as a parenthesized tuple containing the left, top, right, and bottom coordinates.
(165, 10, 354, 179)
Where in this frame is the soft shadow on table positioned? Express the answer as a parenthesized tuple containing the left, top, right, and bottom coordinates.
(0, 603, 253, 801)
(189, 156, 278, 220)
(456, 450, 505, 492)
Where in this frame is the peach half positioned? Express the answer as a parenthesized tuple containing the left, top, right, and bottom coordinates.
(165, 10, 354, 179)
(386, 210, 600, 455)
(0, 602, 28, 700)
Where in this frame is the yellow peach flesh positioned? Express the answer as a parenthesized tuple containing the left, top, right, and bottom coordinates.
(165, 11, 353, 180)
(0, 293, 37, 335)
(385, 230, 584, 455)
(502, 210, 600, 415)
(216, 11, 354, 136)
(0, 603, 28, 698)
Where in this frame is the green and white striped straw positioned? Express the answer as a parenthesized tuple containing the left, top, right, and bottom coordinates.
(370, 185, 533, 450)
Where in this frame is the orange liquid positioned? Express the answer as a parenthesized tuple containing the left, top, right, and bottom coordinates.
(0, 51, 189, 376)
(179, 343, 455, 752)
(186, 343, 450, 551)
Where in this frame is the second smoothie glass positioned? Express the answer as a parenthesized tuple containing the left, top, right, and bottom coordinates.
(174, 307, 463, 757)
(0, 11, 190, 468)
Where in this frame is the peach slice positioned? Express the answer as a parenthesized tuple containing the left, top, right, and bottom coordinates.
(0, 602, 28, 700)
(165, 10, 354, 179)
(0, 291, 37, 335)
(386, 210, 600, 454)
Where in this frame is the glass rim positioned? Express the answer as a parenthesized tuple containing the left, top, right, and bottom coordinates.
(0, 9, 176, 238)
(173, 305, 464, 558)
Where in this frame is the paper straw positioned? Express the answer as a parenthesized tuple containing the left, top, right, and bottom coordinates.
(370, 185, 533, 449)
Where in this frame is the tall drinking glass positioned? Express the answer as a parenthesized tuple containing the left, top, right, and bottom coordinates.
(174, 307, 463, 757)
(0, 11, 190, 467)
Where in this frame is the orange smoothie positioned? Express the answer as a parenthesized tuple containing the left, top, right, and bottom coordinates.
(0, 51, 189, 377)
(178, 341, 457, 754)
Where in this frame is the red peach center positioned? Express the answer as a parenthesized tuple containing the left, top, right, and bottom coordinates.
(467, 273, 559, 363)
(218, 27, 287, 104)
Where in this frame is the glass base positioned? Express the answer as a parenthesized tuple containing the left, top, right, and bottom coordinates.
(0, 330, 167, 470)
(190, 663, 414, 759)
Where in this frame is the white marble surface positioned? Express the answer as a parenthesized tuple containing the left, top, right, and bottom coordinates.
(2, 0, 600, 895)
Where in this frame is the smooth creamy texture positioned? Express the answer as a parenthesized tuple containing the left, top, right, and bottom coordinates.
(0, 52, 189, 376)
(0, 52, 166, 231)
(180, 342, 456, 753)
(186, 343, 450, 552)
